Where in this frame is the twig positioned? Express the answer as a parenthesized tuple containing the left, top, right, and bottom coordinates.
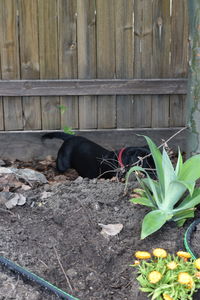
(53, 246, 73, 292)
(129, 127, 187, 168)
(98, 127, 187, 180)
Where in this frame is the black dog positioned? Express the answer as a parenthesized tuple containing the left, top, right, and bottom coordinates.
(42, 132, 155, 179)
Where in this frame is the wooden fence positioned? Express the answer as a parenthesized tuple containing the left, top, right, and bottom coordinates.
(0, 0, 189, 132)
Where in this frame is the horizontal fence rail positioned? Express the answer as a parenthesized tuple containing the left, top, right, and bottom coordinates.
(0, 79, 187, 96)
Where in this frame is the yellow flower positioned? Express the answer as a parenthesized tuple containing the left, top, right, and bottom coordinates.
(176, 251, 191, 259)
(153, 248, 167, 258)
(135, 251, 151, 260)
(178, 272, 193, 285)
(148, 271, 162, 284)
(187, 278, 194, 289)
(194, 258, 200, 270)
(167, 261, 178, 270)
(163, 294, 174, 300)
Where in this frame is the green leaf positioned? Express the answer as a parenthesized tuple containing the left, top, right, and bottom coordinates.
(136, 176, 158, 207)
(141, 210, 169, 239)
(130, 197, 155, 208)
(175, 148, 183, 176)
(176, 219, 187, 227)
(140, 287, 153, 293)
(142, 136, 164, 192)
(63, 126, 75, 135)
(176, 188, 200, 210)
(58, 105, 67, 113)
(179, 154, 200, 182)
(176, 180, 195, 196)
(162, 149, 176, 193)
(173, 208, 195, 222)
(125, 165, 147, 189)
(145, 174, 162, 207)
(164, 180, 194, 209)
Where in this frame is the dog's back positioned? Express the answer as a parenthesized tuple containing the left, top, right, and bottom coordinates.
(42, 132, 73, 141)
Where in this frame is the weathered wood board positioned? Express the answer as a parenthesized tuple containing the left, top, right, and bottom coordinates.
(0, 128, 188, 161)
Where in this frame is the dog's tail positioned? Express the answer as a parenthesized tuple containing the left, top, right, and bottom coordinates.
(42, 132, 73, 141)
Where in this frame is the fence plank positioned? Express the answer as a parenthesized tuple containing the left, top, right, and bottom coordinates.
(170, 95, 186, 127)
(151, 0, 171, 128)
(58, 0, 78, 129)
(0, 79, 187, 96)
(0, 0, 23, 130)
(19, 0, 41, 130)
(38, 0, 60, 130)
(116, 0, 134, 128)
(170, 0, 188, 127)
(0, 99, 3, 130)
(96, 0, 116, 128)
(133, 0, 152, 128)
(0, 128, 188, 161)
(0, 37, 3, 130)
(77, 0, 97, 129)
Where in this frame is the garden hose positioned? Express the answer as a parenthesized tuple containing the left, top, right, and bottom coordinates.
(184, 218, 200, 259)
(0, 255, 79, 300)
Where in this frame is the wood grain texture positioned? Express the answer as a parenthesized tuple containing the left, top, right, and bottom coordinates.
(0, 30, 3, 130)
(96, 0, 116, 128)
(133, 0, 152, 128)
(151, 0, 171, 128)
(19, 0, 41, 130)
(38, 0, 60, 130)
(0, 0, 189, 132)
(77, 0, 97, 129)
(116, 0, 134, 128)
(170, 0, 188, 127)
(0, 79, 187, 96)
(0, 0, 23, 130)
(0, 128, 188, 161)
(58, 0, 78, 129)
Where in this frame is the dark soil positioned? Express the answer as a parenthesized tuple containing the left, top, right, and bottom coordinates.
(0, 159, 199, 300)
(190, 222, 200, 259)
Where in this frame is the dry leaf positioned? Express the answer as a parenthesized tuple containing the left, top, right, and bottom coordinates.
(98, 223, 123, 237)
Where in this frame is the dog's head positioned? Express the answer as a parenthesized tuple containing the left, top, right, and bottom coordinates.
(120, 146, 155, 177)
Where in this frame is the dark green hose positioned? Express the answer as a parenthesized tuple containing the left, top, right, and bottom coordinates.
(0, 256, 79, 300)
(184, 218, 200, 259)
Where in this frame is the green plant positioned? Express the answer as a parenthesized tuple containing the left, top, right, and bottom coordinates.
(126, 136, 200, 239)
(58, 105, 75, 135)
(132, 248, 200, 300)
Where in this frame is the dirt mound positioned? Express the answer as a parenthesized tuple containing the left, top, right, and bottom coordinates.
(0, 159, 196, 299)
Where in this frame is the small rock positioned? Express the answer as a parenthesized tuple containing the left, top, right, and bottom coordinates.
(0, 192, 9, 204)
(86, 272, 96, 283)
(0, 167, 13, 174)
(66, 268, 78, 278)
(52, 215, 65, 226)
(4, 192, 26, 209)
(0, 167, 47, 184)
(90, 178, 97, 184)
(94, 203, 101, 211)
(41, 191, 52, 199)
(21, 184, 31, 191)
(17, 168, 48, 184)
(43, 184, 51, 191)
(77, 280, 86, 290)
(74, 176, 83, 184)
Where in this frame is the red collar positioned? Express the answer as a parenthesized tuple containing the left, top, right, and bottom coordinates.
(117, 148, 126, 168)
